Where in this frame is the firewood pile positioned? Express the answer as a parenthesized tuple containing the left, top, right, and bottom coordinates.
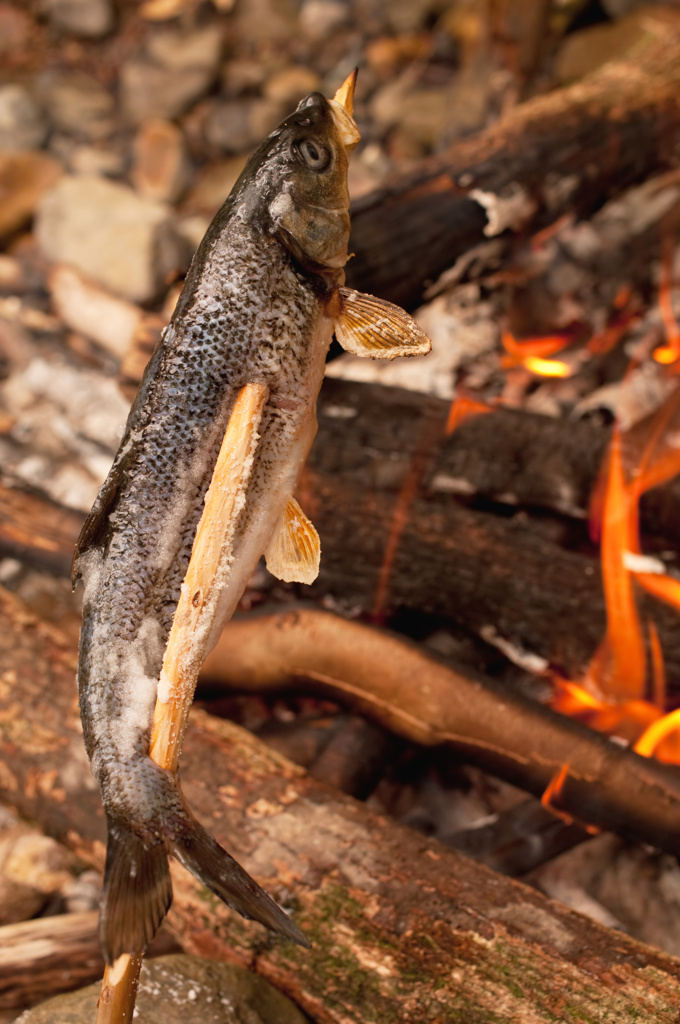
(3, 0, 680, 1021)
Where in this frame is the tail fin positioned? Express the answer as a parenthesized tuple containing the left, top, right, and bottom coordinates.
(99, 820, 172, 964)
(170, 812, 310, 948)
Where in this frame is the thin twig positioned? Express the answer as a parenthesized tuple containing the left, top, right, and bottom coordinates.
(95, 383, 268, 1023)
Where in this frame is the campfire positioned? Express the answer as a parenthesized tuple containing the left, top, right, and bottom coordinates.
(3, 3, 680, 1023)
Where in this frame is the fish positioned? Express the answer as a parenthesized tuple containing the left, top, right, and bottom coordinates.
(73, 70, 431, 964)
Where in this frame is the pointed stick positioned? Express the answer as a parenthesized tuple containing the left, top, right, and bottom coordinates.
(94, 382, 269, 1024)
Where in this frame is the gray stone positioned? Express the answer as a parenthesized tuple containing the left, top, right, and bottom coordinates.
(120, 25, 222, 125)
(0, 84, 47, 151)
(120, 59, 214, 124)
(146, 24, 222, 71)
(38, 72, 115, 141)
(36, 175, 179, 303)
(43, 0, 114, 37)
(204, 98, 281, 153)
(16, 954, 310, 1024)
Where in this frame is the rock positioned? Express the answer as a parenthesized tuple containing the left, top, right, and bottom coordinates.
(0, 85, 47, 151)
(183, 157, 247, 215)
(554, 13, 656, 84)
(146, 23, 222, 71)
(299, 0, 348, 41)
(121, 59, 214, 125)
(0, 151, 63, 239)
(263, 66, 321, 106)
(36, 175, 179, 303)
(222, 58, 268, 96)
(68, 145, 126, 177)
(0, 823, 77, 926)
(49, 264, 143, 359)
(16, 954, 310, 1024)
(0, 3, 32, 56)
(43, 0, 113, 36)
(120, 25, 222, 125)
(38, 72, 115, 141)
(132, 119, 188, 202)
(233, 0, 300, 43)
(204, 97, 281, 153)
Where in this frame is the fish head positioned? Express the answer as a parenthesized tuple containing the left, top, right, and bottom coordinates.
(238, 71, 361, 273)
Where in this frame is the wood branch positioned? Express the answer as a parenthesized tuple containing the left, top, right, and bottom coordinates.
(5, 379, 680, 682)
(200, 607, 680, 857)
(0, 913, 179, 1012)
(347, 28, 680, 309)
(2, 588, 680, 1023)
(0, 912, 101, 1011)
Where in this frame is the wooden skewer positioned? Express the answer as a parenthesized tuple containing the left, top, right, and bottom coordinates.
(95, 383, 269, 1024)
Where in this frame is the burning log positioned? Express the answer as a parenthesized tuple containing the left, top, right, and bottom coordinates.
(4, 379, 680, 683)
(347, 25, 680, 309)
(3, 586, 680, 1023)
(200, 607, 680, 857)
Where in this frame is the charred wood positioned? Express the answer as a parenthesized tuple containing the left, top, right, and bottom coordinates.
(2, 587, 680, 1024)
(347, 29, 680, 309)
(4, 380, 680, 681)
(201, 607, 680, 858)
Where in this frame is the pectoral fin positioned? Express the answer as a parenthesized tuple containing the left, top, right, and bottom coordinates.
(265, 498, 320, 584)
(335, 287, 432, 360)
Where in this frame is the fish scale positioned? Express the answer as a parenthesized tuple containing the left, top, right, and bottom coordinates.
(74, 73, 431, 964)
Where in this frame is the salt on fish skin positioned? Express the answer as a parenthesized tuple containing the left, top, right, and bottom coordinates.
(73, 72, 431, 964)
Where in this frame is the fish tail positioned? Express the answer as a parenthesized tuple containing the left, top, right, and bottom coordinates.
(99, 816, 172, 965)
(99, 761, 308, 962)
(168, 795, 310, 948)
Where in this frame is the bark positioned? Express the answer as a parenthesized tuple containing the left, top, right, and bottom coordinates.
(2, 587, 680, 1023)
(201, 607, 680, 857)
(3, 379, 680, 682)
(347, 28, 680, 309)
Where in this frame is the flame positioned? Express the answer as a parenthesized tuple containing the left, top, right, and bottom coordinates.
(598, 425, 646, 699)
(522, 356, 572, 377)
(634, 708, 680, 762)
(445, 395, 491, 436)
(653, 236, 680, 365)
(541, 763, 572, 822)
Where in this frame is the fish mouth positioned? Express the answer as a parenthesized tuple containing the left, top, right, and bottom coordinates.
(329, 68, 361, 150)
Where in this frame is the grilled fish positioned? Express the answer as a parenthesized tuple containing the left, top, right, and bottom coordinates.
(74, 71, 431, 963)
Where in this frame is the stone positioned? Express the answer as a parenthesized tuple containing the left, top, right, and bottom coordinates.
(233, 0, 300, 43)
(204, 98, 281, 153)
(0, 151, 63, 239)
(0, 85, 47, 151)
(146, 23, 222, 71)
(36, 175, 181, 303)
(298, 0, 348, 41)
(0, 823, 77, 926)
(554, 13, 655, 84)
(132, 119, 188, 202)
(263, 66, 321, 106)
(183, 157, 247, 215)
(38, 72, 115, 141)
(43, 0, 113, 36)
(16, 954, 310, 1024)
(0, 3, 32, 55)
(121, 59, 214, 125)
(49, 264, 143, 359)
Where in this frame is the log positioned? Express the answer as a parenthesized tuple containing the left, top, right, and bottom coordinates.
(200, 607, 680, 857)
(0, 912, 178, 1012)
(2, 587, 680, 1023)
(347, 26, 680, 309)
(4, 380, 680, 681)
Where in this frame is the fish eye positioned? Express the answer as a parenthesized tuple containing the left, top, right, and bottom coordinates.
(295, 138, 331, 172)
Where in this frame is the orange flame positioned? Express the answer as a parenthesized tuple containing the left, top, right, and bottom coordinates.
(597, 425, 646, 700)
(653, 236, 680, 365)
(445, 395, 491, 436)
